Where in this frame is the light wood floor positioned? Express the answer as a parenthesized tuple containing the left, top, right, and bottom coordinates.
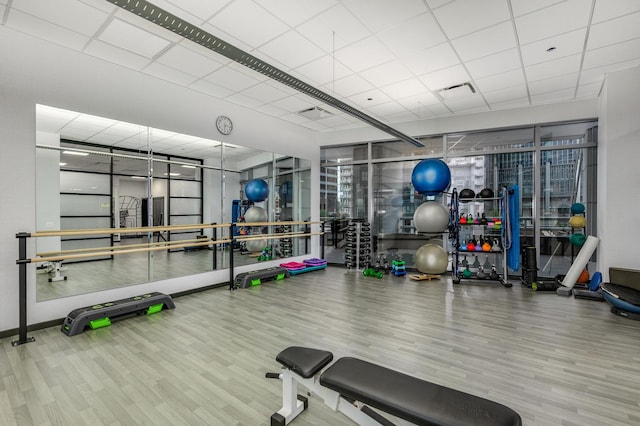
(5, 266, 640, 425)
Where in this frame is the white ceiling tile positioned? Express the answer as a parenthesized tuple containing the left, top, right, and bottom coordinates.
(592, 0, 640, 24)
(466, 49, 521, 80)
(475, 69, 526, 92)
(85, 40, 150, 70)
(293, 55, 351, 86)
(528, 73, 578, 95)
(11, 0, 109, 36)
(297, 120, 330, 131)
(530, 87, 575, 104)
(587, 12, 640, 50)
(380, 78, 429, 100)
(447, 103, 490, 114)
(403, 42, 460, 75)
(325, 73, 374, 97)
(359, 61, 414, 87)
(515, 0, 591, 44)
(189, 79, 236, 99)
(426, 0, 455, 10)
(366, 101, 406, 116)
(420, 64, 471, 91)
(204, 65, 262, 92)
(256, 0, 337, 27)
(576, 81, 603, 99)
(86, 133, 130, 145)
(144, 62, 199, 86)
(335, 36, 394, 73)
(426, 102, 452, 116)
(347, 89, 393, 108)
(491, 97, 531, 110)
(100, 18, 173, 58)
(433, 0, 511, 39)
(580, 58, 640, 84)
(510, 0, 564, 18)
(396, 92, 442, 110)
(443, 95, 487, 111)
(113, 8, 182, 44)
(583, 38, 640, 71)
(254, 103, 289, 117)
(316, 114, 353, 127)
(5, 9, 89, 51)
(156, 45, 224, 78)
(240, 82, 290, 103)
(521, 28, 587, 66)
(342, 0, 428, 33)
(377, 12, 447, 56)
(208, 0, 288, 48)
(386, 110, 422, 124)
(257, 31, 326, 69)
(279, 112, 314, 125)
(483, 84, 528, 104)
(163, 0, 230, 22)
(451, 21, 517, 62)
(295, 4, 370, 52)
(525, 53, 582, 82)
(270, 95, 316, 113)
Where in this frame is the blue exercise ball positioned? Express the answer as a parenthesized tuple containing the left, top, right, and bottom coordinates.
(245, 179, 269, 202)
(279, 181, 293, 204)
(411, 159, 451, 196)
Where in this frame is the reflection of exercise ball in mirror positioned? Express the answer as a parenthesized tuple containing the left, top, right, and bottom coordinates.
(246, 239, 266, 252)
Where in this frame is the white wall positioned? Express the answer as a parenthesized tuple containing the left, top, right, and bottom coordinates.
(597, 66, 640, 279)
(35, 132, 61, 253)
(0, 26, 320, 333)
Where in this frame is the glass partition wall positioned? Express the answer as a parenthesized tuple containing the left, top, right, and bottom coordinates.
(35, 105, 312, 301)
(321, 121, 598, 279)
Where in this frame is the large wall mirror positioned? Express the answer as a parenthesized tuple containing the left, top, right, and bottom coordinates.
(35, 105, 312, 301)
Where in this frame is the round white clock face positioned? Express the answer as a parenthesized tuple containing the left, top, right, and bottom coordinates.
(216, 116, 233, 135)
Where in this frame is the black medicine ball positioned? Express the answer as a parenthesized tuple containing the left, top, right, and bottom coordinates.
(477, 188, 495, 199)
(459, 188, 475, 202)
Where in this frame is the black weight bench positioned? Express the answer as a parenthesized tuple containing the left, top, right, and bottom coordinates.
(267, 346, 522, 426)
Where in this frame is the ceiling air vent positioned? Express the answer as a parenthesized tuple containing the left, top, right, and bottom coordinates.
(438, 82, 476, 100)
(298, 107, 332, 120)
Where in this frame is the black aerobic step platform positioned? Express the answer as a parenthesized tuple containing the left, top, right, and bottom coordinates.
(234, 266, 290, 289)
(61, 292, 175, 336)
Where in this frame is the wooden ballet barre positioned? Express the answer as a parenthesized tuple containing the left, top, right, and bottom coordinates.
(36, 237, 209, 257)
(30, 239, 232, 264)
(235, 231, 323, 242)
(236, 220, 322, 227)
(31, 223, 230, 238)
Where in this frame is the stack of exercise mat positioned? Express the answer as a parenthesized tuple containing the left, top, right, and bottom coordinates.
(280, 258, 327, 276)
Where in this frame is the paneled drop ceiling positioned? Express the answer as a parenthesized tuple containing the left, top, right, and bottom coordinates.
(4, 0, 640, 156)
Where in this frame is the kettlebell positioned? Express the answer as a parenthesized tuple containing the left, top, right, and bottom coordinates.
(463, 266, 472, 278)
(482, 241, 491, 251)
(477, 266, 487, 279)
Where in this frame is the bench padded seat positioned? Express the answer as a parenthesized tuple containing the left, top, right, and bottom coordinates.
(319, 357, 522, 426)
(276, 346, 334, 379)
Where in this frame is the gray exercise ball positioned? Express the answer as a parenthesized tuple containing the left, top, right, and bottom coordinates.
(415, 243, 448, 274)
(244, 206, 267, 223)
(246, 238, 267, 252)
(413, 201, 450, 234)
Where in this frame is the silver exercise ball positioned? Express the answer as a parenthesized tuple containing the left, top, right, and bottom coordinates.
(244, 206, 267, 223)
(415, 243, 448, 274)
(413, 201, 450, 234)
(246, 239, 266, 252)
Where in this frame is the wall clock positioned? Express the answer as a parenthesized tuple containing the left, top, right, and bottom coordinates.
(216, 115, 233, 135)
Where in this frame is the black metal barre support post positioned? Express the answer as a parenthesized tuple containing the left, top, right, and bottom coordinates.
(212, 224, 217, 271)
(13, 233, 35, 346)
(229, 223, 235, 290)
(321, 221, 325, 260)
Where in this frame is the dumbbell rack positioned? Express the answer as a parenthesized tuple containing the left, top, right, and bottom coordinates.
(279, 223, 292, 257)
(344, 221, 371, 270)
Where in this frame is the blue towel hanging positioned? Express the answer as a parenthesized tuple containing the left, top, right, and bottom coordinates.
(502, 185, 520, 271)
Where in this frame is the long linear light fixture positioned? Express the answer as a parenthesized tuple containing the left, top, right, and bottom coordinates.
(105, 0, 424, 147)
